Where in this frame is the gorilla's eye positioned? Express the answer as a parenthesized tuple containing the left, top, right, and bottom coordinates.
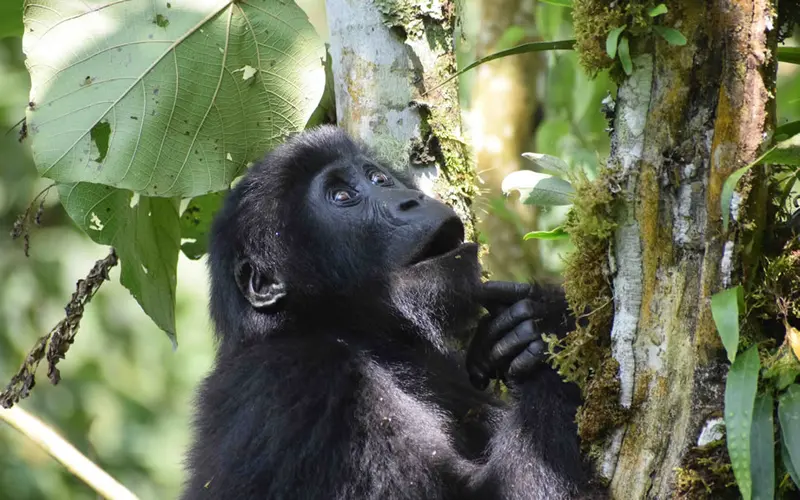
(332, 189, 355, 204)
(368, 170, 392, 186)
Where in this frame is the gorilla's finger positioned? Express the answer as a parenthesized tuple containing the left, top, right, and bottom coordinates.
(507, 340, 548, 380)
(466, 316, 495, 389)
(484, 299, 536, 345)
(480, 281, 532, 307)
(486, 319, 539, 371)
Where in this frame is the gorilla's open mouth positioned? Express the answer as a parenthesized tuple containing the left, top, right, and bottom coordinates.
(407, 217, 465, 266)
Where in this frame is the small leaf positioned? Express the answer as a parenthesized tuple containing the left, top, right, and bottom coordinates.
(711, 286, 743, 363)
(521, 152, 571, 177)
(759, 132, 800, 166)
(538, 0, 573, 6)
(750, 394, 775, 500)
(523, 226, 569, 241)
(425, 40, 575, 95)
(180, 192, 226, 260)
(648, 4, 668, 16)
(606, 25, 627, 59)
(775, 120, 800, 140)
(778, 47, 800, 65)
(779, 384, 800, 487)
(618, 36, 633, 75)
(725, 346, 761, 500)
(653, 25, 687, 46)
(502, 171, 574, 206)
(58, 183, 180, 344)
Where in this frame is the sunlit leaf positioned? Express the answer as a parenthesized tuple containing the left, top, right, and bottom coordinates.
(58, 183, 180, 344)
(523, 226, 569, 241)
(779, 384, 800, 487)
(653, 25, 687, 46)
(605, 25, 626, 59)
(618, 36, 633, 75)
(539, 0, 573, 6)
(750, 394, 775, 500)
(725, 346, 760, 500)
(759, 132, 800, 166)
(521, 152, 571, 177)
(711, 286, 743, 363)
(502, 170, 574, 206)
(425, 40, 575, 95)
(24, 0, 325, 198)
(647, 4, 668, 16)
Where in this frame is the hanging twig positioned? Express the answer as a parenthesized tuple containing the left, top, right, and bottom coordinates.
(0, 248, 118, 408)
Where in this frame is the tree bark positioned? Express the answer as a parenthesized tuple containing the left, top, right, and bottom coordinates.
(598, 2, 777, 497)
(325, 0, 476, 238)
(470, 0, 543, 281)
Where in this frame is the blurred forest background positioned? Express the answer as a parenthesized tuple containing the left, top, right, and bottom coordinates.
(0, 1, 797, 498)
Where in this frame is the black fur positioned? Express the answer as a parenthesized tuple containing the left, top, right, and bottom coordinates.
(183, 126, 599, 499)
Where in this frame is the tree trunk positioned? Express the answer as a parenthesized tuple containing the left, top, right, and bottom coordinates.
(325, 0, 476, 238)
(470, 0, 543, 281)
(595, 2, 777, 497)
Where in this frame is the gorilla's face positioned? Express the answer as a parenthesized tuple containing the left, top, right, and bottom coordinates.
(301, 155, 482, 338)
(304, 155, 479, 285)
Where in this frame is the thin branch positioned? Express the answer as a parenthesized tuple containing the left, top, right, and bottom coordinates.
(0, 405, 138, 500)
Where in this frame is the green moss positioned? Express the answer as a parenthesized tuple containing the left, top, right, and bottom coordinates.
(674, 441, 738, 499)
(572, 0, 677, 78)
(576, 356, 628, 444)
(547, 167, 617, 385)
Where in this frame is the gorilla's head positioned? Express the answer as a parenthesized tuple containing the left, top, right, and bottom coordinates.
(208, 126, 481, 348)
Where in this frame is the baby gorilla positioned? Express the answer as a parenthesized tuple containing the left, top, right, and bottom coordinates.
(182, 126, 595, 499)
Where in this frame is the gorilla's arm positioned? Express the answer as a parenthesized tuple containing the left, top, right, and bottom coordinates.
(466, 282, 590, 499)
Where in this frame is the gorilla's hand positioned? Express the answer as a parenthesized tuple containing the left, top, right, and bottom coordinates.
(466, 281, 549, 390)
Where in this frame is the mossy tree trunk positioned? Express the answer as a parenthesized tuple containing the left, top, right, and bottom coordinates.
(325, 0, 476, 238)
(590, 2, 777, 497)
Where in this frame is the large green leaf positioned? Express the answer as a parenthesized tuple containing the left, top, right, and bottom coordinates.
(725, 346, 761, 500)
(750, 393, 775, 500)
(779, 384, 800, 487)
(778, 47, 800, 65)
(58, 183, 181, 344)
(24, 0, 325, 198)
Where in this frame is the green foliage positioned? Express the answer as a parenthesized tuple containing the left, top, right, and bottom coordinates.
(711, 286, 744, 363)
(647, 4, 668, 17)
(617, 36, 632, 76)
(58, 184, 180, 344)
(778, 47, 800, 65)
(652, 25, 687, 46)
(0, 0, 23, 39)
(751, 394, 776, 500)
(25, 0, 325, 198)
(605, 26, 626, 59)
(779, 385, 800, 488)
(523, 226, 569, 241)
(521, 152, 572, 177)
(724, 346, 761, 500)
(180, 192, 225, 260)
(501, 170, 575, 206)
(426, 39, 576, 95)
(539, 0, 573, 6)
(721, 131, 800, 230)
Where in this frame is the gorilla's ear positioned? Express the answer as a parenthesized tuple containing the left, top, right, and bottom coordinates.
(234, 259, 287, 309)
